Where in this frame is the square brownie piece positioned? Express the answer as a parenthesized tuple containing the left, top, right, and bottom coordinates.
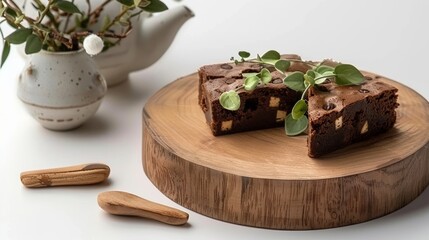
(200, 71, 300, 136)
(307, 75, 399, 157)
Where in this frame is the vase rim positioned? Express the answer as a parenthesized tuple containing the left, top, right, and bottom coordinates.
(39, 48, 86, 56)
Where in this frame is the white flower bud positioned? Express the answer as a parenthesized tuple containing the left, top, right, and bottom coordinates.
(83, 34, 104, 56)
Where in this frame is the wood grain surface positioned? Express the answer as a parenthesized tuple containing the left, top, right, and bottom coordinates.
(142, 72, 429, 229)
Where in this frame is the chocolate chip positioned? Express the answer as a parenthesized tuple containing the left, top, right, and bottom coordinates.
(359, 89, 370, 93)
(271, 78, 283, 84)
(375, 75, 382, 79)
(220, 64, 233, 70)
(323, 103, 336, 110)
(225, 78, 236, 84)
(364, 75, 373, 81)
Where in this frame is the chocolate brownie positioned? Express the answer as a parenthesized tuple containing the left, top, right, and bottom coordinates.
(198, 54, 311, 112)
(198, 54, 309, 136)
(200, 71, 300, 135)
(198, 56, 399, 157)
(307, 74, 399, 157)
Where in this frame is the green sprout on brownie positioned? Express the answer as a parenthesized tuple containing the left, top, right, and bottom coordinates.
(219, 50, 365, 136)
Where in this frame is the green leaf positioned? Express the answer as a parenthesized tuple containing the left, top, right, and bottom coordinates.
(137, 0, 151, 7)
(315, 78, 327, 85)
(261, 50, 280, 62)
(116, 0, 134, 6)
(304, 70, 316, 85)
(260, 68, 272, 84)
(5, 28, 32, 44)
(315, 65, 334, 74)
(5, 7, 17, 17)
(274, 59, 290, 73)
(283, 72, 305, 92)
(25, 34, 42, 54)
(55, 1, 82, 15)
(1, 41, 10, 68)
(285, 114, 308, 136)
(219, 90, 240, 111)
(314, 71, 335, 84)
(140, 0, 169, 12)
(334, 64, 365, 85)
(238, 51, 250, 58)
(292, 99, 307, 120)
(243, 75, 260, 91)
(261, 50, 280, 60)
(242, 72, 258, 78)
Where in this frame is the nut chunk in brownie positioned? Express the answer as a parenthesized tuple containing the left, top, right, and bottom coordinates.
(307, 74, 399, 157)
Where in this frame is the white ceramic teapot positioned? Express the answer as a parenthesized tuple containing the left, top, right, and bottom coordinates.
(21, 1, 194, 87)
(92, 4, 194, 86)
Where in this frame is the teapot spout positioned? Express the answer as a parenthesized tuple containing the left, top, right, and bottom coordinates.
(131, 6, 194, 71)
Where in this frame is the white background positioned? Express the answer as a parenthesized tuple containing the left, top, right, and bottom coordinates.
(1, 0, 429, 239)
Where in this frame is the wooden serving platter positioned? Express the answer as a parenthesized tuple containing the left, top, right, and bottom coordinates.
(142, 72, 429, 229)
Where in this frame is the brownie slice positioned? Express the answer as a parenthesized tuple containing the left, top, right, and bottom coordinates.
(201, 71, 300, 136)
(198, 54, 311, 112)
(198, 54, 310, 136)
(307, 75, 399, 157)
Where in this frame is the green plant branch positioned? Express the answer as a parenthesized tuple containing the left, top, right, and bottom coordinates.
(61, 0, 77, 33)
(5, 0, 23, 15)
(34, 0, 60, 31)
(72, 29, 131, 39)
(100, 5, 132, 33)
(301, 84, 311, 100)
(2, 11, 24, 28)
(129, 9, 143, 19)
(35, 0, 54, 24)
(248, 58, 318, 68)
(66, 0, 112, 34)
(89, 0, 112, 17)
(314, 74, 336, 81)
(1, 0, 168, 59)
(86, 0, 91, 16)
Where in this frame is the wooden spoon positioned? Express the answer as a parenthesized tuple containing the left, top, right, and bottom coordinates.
(97, 191, 189, 226)
(20, 163, 110, 188)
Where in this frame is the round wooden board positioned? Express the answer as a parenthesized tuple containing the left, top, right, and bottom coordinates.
(142, 72, 429, 229)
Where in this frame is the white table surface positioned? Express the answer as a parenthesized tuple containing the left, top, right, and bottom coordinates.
(1, 0, 429, 239)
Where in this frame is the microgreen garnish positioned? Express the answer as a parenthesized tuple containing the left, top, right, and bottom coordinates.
(219, 67, 271, 109)
(219, 90, 240, 111)
(220, 50, 365, 136)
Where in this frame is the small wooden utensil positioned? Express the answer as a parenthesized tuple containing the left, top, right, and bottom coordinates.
(97, 191, 189, 226)
(20, 163, 110, 188)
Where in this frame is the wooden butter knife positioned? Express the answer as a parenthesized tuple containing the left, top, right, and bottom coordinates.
(98, 191, 189, 226)
(20, 163, 110, 188)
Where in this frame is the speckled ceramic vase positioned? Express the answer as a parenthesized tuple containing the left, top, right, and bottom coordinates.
(17, 49, 107, 130)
